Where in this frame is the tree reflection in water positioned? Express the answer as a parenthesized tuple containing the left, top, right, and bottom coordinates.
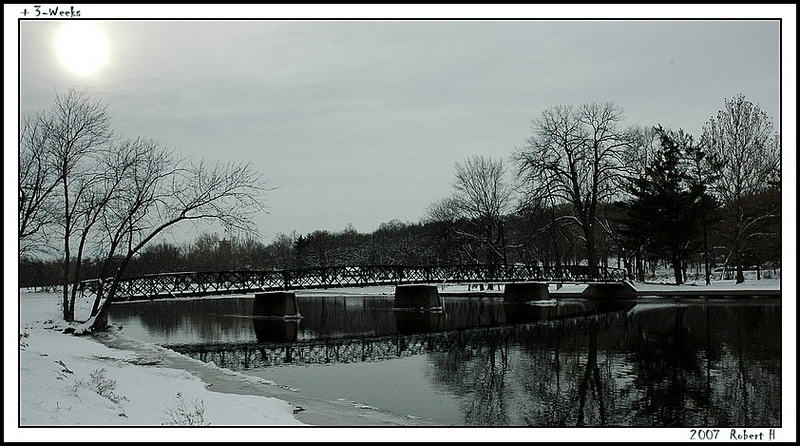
(422, 301, 780, 426)
(577, 327, 606, 426)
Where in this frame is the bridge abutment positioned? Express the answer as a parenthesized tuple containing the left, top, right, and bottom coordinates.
(393, 285, 443, 311)
(503, 282, 551, 303)
(253, 292, 302, 319)
(581, 281, 638, 299)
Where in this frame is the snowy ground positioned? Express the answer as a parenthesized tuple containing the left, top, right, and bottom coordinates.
(8, 277, 795, 442)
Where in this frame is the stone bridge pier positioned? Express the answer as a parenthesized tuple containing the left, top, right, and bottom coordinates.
(581, 281, 638, 299)
(503, 282, 551, 303)
(253, 291, 303, 319)
(393, 284, 444, 311)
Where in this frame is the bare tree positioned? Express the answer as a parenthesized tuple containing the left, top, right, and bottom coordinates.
(266, 232, 298, 269)
(233, 233, 270, 270)
(426, 197, 461, 223)
(64, 158, 119, 320)
(77, 138, 270, 332)
(371, 220, 424, 265)
(33, 88, 114, 321)
(295, 230, 335, 268)
(424, 199, 473, 264)
(432, 155, 515, 265)
(513, 102, 631, 268)
(622, 125, 661, 180)
(18, 112, 60, 258)
(685, 136, 724, 285)
(700, 94, 780, 283)
(21, 88, 271, 329)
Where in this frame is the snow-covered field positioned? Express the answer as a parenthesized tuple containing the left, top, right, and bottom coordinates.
(8, 278, 795, 442)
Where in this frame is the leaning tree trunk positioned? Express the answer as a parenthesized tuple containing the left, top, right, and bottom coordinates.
(89, 279, 118, 332)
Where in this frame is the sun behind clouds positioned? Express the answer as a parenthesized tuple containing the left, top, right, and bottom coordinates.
(54, 22, 110, 76)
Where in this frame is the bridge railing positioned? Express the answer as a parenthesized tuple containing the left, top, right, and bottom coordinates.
(79, 263, 629, 302)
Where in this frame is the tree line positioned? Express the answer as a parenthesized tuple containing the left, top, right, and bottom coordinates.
(19, 90, 780, 329)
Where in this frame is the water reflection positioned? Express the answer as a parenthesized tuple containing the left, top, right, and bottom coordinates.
(109, 296, 630, 345)
(108, 295, 781, 426)
(419, 302, 780, 426)
(253, 318, 300, 343)
(395, 312, 443, 334)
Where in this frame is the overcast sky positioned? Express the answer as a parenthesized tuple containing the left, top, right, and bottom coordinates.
(8, 5, 793, 245)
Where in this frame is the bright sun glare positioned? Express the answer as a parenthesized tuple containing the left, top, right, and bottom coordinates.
(54, 22, 110, 76)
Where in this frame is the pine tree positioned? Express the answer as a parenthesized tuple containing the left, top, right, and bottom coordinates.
(617, 126, 705, 284)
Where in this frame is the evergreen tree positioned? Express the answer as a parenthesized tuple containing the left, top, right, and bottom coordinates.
(617, 126, 705, 284)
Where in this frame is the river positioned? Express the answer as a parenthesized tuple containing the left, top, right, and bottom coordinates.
(108, 289, 781, 426)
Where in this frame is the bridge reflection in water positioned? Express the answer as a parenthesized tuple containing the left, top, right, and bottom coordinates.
(165, 298, 635, 370)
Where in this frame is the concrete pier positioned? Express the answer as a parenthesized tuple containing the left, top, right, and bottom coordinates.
(253, 291, 302, 319)
(503, 282, 551, 303)
(393, 285, 443, 311)
(581, 281, 638, 299)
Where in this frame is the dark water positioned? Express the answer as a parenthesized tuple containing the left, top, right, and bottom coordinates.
(108, 293, 782, 426)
